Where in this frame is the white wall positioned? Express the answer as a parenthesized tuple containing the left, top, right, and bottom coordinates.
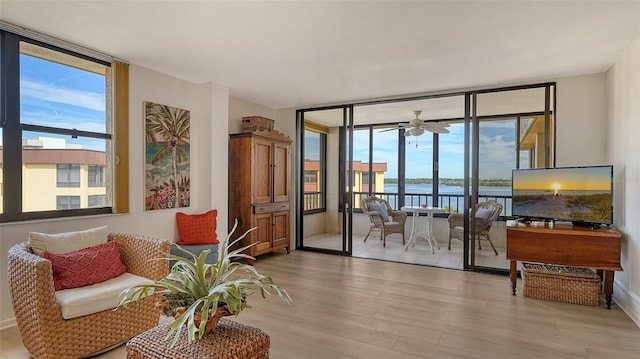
(228, 96, 277, 134)
(2, 62, 636, 327)
(555, 73, 608, 167)
(0, 65, 230, 327)
(607, 37, 640, 326)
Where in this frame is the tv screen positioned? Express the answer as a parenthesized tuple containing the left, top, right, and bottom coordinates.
(511, 166, 613, 225)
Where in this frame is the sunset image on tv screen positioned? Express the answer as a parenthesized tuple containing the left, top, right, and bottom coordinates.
(512, 166, 612, 224)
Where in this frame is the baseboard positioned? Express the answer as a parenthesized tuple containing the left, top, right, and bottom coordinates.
(614, 280, 640, 328)
(0, 317, 17, 331)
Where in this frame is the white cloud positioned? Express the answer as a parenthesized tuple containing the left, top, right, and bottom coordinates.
(21, 109, 106, 133)
(21, 80, 105, 112)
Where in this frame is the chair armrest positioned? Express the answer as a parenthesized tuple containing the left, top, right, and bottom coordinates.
(109, 233, 170, 281)
(389, 210, 407, 225)
(363, 209, 385, 227)
(474, 218, 491, 231)
(448, 213, 465, 227)
(8, 242, 61, 326)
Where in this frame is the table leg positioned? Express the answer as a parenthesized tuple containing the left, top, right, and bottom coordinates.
(425, 217, 435, 254)
(604, 270, 614, 309)
(427, 213, 440, 251)
(510, 260, 517, 295)
(404, 211, 417, 251)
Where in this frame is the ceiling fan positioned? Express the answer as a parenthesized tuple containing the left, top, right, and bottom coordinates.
(381, 110, 450, 136)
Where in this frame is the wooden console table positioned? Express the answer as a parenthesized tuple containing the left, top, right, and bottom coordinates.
(506, 222, 622, 309)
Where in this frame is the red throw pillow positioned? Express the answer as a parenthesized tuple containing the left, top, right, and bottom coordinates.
(43, 241, 126, 291)
(176, 209, 219, 245)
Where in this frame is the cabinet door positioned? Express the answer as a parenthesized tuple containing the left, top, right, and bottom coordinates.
(273, 141, 290, 203)
(253, 213, 273, 255)
(272, 210, 289, 249)
(252, 138, 273, 204)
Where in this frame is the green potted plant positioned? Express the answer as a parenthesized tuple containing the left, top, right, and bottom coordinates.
(118, 220, 292, 346)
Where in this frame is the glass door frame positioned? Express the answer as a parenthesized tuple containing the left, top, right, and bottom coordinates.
(295, 82, 556, 273)
(295, 105, 353, 256)
(468, 84, 556, 271)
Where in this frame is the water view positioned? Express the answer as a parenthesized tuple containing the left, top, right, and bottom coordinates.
(379, 183, 512, 214)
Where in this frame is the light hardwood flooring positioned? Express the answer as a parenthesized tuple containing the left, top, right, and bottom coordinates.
(2, 250, 639, 359)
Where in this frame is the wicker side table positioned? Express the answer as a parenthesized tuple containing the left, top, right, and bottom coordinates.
(126, 318, 270, 359)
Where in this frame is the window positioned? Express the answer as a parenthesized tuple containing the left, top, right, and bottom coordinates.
(361, 172, 378, 186)
(304, 170, 317, 183)
(351, 125, 396, 208)
(88, 165, 105, 187)
(56, 196, 80, 210)
(88, 195, 106, 207)
(303, 128, 326, 213)
(56, 164, 81, 188)
(0, 29, 127, 222)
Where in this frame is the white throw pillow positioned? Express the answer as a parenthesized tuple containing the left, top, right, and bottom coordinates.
(475, 208, 494, 220)
(368, 202, 390, 222)
(29, 226, 109, 255)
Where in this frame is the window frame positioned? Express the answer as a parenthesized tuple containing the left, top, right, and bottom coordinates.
(302, 128, 327, 214)
(0, 29, 120, 222)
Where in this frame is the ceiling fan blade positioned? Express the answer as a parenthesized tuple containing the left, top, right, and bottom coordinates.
(405, 127, 425, 136)
(422, 125, 450, 134)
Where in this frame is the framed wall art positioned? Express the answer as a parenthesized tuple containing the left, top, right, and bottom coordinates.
(144, 101, 190, 210)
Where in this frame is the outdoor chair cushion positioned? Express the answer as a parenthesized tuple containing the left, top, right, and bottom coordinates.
(368, 202, 390, 221)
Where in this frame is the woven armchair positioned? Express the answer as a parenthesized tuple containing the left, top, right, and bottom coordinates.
(448, 200, 503, 255)
(8, 233, 170, 359)
(361, 196, 407, 247)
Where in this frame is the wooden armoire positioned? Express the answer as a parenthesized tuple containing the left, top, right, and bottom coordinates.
(228, 129, 292, 259)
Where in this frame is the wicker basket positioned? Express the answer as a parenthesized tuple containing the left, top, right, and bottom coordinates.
(242, 116, 274, 132)
(522, 262, 601, 306)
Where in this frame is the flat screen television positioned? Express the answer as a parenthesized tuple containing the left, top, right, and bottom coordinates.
(511, 165, 613, 226)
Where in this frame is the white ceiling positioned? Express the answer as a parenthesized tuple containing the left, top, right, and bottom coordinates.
(1, 1, 639, 110)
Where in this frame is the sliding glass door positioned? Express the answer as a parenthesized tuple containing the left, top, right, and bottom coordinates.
(297, 106, 353, 255)
(295, 83, 556, 273)
(469, 85, 555, 270)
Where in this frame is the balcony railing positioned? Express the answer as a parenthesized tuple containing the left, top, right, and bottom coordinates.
(354, 192, 512, 216)
(303, 191, 324, 211)
(304, 191, 512, 216)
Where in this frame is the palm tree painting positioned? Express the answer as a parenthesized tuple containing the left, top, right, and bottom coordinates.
(144, 101, 190, 210)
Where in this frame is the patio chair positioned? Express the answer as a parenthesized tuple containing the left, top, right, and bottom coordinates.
(448, 200, 502, 255)
(361, 196, 407, 247)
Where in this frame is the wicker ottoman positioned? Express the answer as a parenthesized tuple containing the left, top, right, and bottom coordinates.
(126, 318, 270, 359)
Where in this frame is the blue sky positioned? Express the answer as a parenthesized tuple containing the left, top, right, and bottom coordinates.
(18, 53, 107, 151)
(352, 120, 517, 179)
(307, 120, 517, 180)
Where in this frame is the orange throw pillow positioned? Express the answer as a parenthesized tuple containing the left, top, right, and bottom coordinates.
(176, 209, 219, 245)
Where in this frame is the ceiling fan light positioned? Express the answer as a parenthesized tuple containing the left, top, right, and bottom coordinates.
(408, 127, 425, 136)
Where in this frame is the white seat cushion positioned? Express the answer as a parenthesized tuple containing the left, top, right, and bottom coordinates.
(54, 272, 154, 319)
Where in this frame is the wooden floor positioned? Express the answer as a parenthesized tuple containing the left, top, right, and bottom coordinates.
(2, 250, 639, 359)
